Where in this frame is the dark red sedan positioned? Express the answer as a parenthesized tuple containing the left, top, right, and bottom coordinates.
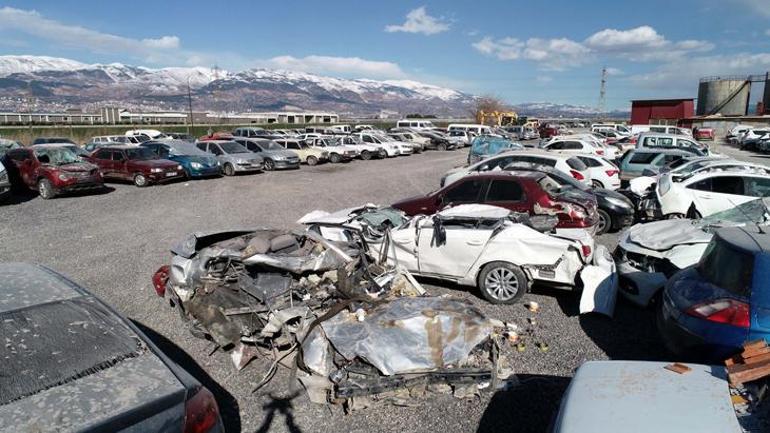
(3, 145, 103, 199)
(391, 171, 598, 229)
(85, 145, 184, 187)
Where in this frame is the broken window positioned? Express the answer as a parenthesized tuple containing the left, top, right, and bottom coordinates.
(486, 180, 524, 202)
(443, 179, 487, 204)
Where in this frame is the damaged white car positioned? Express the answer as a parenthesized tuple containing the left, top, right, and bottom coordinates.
(301, 204, 618, 316)
(615, 197, 770, 307)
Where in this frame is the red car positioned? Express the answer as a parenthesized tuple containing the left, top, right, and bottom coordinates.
(85, 145, 184, 187)
(693, 127, 715, 141)
(391, 171, 598, 229)
(198, 132, 234, 141)
(3, 145, 103, 199)
(539, 125, 560, 138)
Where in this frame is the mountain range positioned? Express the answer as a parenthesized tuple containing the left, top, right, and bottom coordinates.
(0, 55, 628, 118)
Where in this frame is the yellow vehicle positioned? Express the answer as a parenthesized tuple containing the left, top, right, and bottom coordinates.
(275, 138, 328, 165)
(476, 110, 518, 126)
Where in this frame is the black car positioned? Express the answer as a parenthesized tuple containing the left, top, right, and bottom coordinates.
(504, 162, 635, 234)
(0, 263, 225, 433)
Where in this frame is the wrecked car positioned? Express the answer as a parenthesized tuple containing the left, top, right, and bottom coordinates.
(152, 227, 513, 406)
(301, 204, 618, 316)
(3, 145, 104, 199)
(615, 197, 770, 307)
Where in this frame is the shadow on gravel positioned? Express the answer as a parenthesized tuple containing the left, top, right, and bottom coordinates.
(477, 374, 570, 433)
(555, 295, 672, 362)
(131, 320, 242, 433)
(255, 391, 303, 433)
(2, 190, 37, 205)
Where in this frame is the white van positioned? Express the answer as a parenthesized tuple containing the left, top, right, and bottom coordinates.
(328, 125, 352, 134)
(396, 119, 436, 130)
(630, 124, 692, 136)
(591, 123, 631, 134)
(447, 123, 492, 135)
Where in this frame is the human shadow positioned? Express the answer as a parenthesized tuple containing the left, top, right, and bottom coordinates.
(255, 391, 303, 433)
(131, 320, 242, 433)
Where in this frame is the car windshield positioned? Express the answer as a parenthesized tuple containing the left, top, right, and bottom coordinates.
(125, 147, 158, 160)
(170, 143, 210, 156)
(700, 198, 770, 226)
(450, 131, 465, 136)
(261, 140, 284, 151)
(697, 237, 755, 296)
(471, 137, 521, 156)
(219, 141, 249, 153)
(34, 147, 81, 165)
(0, 139, 21, 150)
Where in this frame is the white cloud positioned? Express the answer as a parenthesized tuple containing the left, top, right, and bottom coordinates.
(735, 0, 770, 17)
(472, 37, 522, 60)
(472, 36, 590, 70)
(385, 6, 450, 35)
(584, 26, 666, 51)
(605, 67, 623, 76)
(261, 55, 406, 79)
(0, 7, 182, 61)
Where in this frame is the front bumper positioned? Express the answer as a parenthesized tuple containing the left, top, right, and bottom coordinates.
(148, 170, 185, 183)
(273, 159, 300, 169)
(188, 166, 222, 178)
(234, 162, 264, 172)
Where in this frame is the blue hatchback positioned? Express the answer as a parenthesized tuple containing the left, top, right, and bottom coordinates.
(142, 140, 221, 178)
(658, 226, 770, 360)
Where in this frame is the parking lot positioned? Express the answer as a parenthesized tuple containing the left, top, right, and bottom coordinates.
(0, 141, 766, 433)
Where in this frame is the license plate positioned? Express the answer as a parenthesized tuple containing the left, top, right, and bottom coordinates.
(165, 172, 176, 177)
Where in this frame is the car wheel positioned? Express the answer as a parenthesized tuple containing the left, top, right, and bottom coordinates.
(360, 150, 372, 160)
(592, 179, 604, 189)
(378, 149, 387, 159)
(264, 159, 275, 171)
(596, 209, 612, 235)
(330, 153, 341, 163)
(306, 156, 318, 166)
(665, 213, 685, 219)
(37, 178, 55, 199)
(437, 143, 447, 151)
(223, 163, 235, 176)
(133, 173, 148, 187)
(478, 262, 527, 304)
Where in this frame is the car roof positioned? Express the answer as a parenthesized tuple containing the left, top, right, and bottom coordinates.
(682, 166, 770, 182)
(634, 148, 691, 155)
(715, 226, 770, 253)
(465, 170, 544, 181)
(495, 149, 571, 160)
(96, 145, 138, 150)
(638, 132, 688, 138)
(31, 143, 77, 148)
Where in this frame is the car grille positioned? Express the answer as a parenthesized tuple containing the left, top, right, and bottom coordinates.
(613, 246, 679, 276)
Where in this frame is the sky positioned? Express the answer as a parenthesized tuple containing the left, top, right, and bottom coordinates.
(2, 0, 770, 110)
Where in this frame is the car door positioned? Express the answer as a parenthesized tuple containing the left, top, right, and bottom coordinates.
(483, 179, 529, 213)
(89, 149, 113, 177)
(9, 149, 35, 187)
(111, 150, 128, 179)
(687, 175, 751, 215)
(439, 178, 489, 208)
(416, 217, 495, 278)
(744, 176, 770, 198)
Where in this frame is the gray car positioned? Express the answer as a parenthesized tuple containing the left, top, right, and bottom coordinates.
(196, 140, 264, 176)
(233, 137, 300, 170)
(0, 160, 10, 202)
(0, 262, 225, 433)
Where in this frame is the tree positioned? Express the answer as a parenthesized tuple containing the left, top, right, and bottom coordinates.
(471, 95, 509, 124)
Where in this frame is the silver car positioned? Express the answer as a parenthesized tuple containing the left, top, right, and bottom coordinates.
(233, 138, 300, 170)
(0, 263, 225, 433)
(196, 140, 264, 175)
(0, 160, 10, 202)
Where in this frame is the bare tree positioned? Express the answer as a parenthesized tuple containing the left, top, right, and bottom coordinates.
(470, 95, 509, 124)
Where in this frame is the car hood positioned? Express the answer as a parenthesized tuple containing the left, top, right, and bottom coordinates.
(53, 162, 99, 172)
(225, 152, 262, 161)
(554, 361, 741, 433)
(594, 188, 633, 208)
(265, 150, 298, 158)
(173, 155, 217, 165)
(626, 219, 713, 251)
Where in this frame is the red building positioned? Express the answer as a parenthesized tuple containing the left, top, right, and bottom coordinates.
(630, 98, 694, 125)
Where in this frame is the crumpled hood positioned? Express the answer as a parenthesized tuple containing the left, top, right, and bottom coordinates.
(626, 219, 712, 251)
(50, 162, 98, 172)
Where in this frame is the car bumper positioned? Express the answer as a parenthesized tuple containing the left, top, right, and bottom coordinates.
(273, 160, 300, 169)
(188, 166, 221, 178)
(148, 171, 185, 183)
(234, 163, 263, 172)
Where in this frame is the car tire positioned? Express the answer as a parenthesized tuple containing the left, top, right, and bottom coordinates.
(330, 153, 341, 163)
(264, 159, 275, 171)
(306, 156, 318, 166)
(378, 149, 387, 159)
(37, 178, 55, 199)
(360, 150, 372, 160)
(478, 262, 527, 304)
(592, 180, 604, 189)
(133, 173, 148, 187)
(223, 163, 235, 176)
(596, 209, 612, 235)
(437, 143, 447, 151)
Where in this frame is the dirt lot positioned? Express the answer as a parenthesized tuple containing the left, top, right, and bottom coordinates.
(0, 142, 764, 432)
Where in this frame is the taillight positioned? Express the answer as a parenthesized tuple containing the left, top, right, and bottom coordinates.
(569, 170, 584, 181)
(581, 245, 592, 257)
(152, 265, 169, 297)
(596, 149, 604, 155)
(685, 299, 750, 328)
(605, 169, 619, 177)
(184, 386, 220, 433)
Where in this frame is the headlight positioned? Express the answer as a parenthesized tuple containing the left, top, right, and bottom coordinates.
(273, 155, 285, 160)
(58, 173, 74, 181)
(190, 162, 203, 169)
(150, 168, 163, 173)
(604, 196, 631, 208)
(176, 165, 183, 170)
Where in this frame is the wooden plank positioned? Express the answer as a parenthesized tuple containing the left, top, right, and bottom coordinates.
(742, 339, 767, 352)
(729, 360, 770, 386)
(741, 345, 770, 359)
(664, 362, 692, 374)
(743, 351, 770, 366)
(728, 357, 770, 374)
(725, 355, 740, 367)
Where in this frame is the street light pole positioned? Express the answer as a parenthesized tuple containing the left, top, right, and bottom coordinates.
(187, 76, 195, 135)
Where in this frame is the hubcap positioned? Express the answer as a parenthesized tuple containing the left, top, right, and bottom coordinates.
(598, 213, 608, 233)
(39, 181, 50, 198)
(135, 175, 146, 186)
(484, 268, 519, 301)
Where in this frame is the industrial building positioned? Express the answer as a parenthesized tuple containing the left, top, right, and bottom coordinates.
(630, 98, 694, 125)
(0, 110, 102, 125)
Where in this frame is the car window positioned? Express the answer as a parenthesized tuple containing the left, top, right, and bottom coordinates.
(209, 144, 223, 155)
(482, 156, 515, 171)
(566, 157, 587, 170)
(710, 176, 745, 195)
(91, 149, 109, 160)
(629, 152, 657, 164)
(196, 143, 207, 152)
(486, 180, 524, 202)
(577, 156, 601, 168)
(678, 139, 697, 148)
(564, 141, 583, 150)
(547, 141, 564, 150)
(443, 179, 487, 204)
(744, 177, 770, 197)
(698, 238, 754, 296)
(111, 150, 125, 161)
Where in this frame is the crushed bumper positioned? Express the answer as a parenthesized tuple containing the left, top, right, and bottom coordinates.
(578, 245, 619, 317)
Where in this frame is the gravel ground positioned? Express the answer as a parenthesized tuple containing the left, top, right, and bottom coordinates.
(0, 140, 765, 433)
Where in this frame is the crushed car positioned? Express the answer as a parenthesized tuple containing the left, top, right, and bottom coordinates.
(152, 226, 515, 407)
(300, 204, 618, 316)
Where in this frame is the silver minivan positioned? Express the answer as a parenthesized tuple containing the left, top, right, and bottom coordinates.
(196, 140, 264, 176)
(636, 132, 710, 156)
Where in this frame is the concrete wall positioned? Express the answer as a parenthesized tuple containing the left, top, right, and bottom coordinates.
(696, 79, 750, 116)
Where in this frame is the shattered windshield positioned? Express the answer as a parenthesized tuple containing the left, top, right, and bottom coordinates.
(700, 198, 770, 226)
(471, 137, 521, 156)
(34, 147, 80, 165)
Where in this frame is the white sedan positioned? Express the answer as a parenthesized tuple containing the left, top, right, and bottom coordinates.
(572, 154, 621, 190)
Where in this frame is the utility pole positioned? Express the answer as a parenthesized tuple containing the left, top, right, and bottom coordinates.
(187, 76, 194, 135)
(26, 81, 35, 142)
(598, 66, 607, 117)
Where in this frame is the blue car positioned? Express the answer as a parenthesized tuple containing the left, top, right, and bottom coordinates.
(141, 140, 221, 178)
(467, 135, 523, 164)
(658, 226, 770, 359)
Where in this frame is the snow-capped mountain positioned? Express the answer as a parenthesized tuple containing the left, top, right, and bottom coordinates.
(514, 102, 629, 117)
(0, 55, 474, 116)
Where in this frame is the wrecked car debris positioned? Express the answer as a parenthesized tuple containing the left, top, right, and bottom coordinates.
(154, 227, 511, 406)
